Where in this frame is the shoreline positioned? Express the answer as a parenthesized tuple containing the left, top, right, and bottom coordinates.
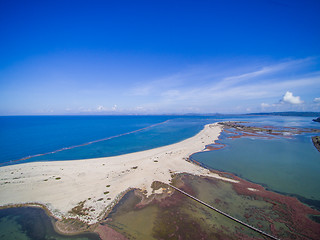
(312, 136, 320, 152)
(0, 123, 236, 226)
(0, 203, 98, 237)
(0, 119, 171, 167)
(1, 121, 320, 238)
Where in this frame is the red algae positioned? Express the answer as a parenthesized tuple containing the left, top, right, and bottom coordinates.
(104, 122, 320, 239)
(105, 172, 320, 239)
(226, 171, 320, 239)
(95, 224, 128, 240)
(201, 122, 281, 153)
(205, 144, 226, 151)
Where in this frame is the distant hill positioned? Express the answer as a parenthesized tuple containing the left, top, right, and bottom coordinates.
(246, 112, 320, 117)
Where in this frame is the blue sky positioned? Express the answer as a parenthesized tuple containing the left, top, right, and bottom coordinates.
(0, 0, 320, 115)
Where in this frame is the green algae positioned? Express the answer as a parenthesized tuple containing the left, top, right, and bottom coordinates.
(105, 174, 308, 239)
(108, 206, 158, 240)
(107, 191, 158, 240)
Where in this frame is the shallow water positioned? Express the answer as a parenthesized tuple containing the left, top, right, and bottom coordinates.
(0, 207, 100, 240)
(106, 174, 306, 239)
(0, 115, 172, 164)
(192, 119, 320, 208)
(1, 115, 320, 237)
(0, 116, 224, 165)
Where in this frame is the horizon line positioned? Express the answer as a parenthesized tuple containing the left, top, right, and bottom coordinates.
(0, 111, 319, 117)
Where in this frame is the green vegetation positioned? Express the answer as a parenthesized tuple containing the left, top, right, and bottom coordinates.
(107, 174, 302, 239)
(151, 181, 167, 191)
(68, 200, 89, 216)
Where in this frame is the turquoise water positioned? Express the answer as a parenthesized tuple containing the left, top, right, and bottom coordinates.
(3, 115, 279, 165)
(30, 117, 214, 161)
(1, 115, 320, 236)
(0, 115, 173, 164)
(1, 115, 318, 165)
(191, 117, 320, 209)
(193, 136, 320, 199)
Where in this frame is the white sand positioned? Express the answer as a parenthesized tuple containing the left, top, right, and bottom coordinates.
(0, 123, 238, 224)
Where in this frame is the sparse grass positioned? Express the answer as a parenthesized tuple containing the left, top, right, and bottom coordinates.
(69, 200, 89, 216)
(151, 181, 168, 191)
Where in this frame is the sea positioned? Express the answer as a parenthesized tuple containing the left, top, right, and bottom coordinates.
(0, 115, 319, 239)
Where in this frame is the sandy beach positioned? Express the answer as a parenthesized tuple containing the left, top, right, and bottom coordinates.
(0, 123, 237, 225)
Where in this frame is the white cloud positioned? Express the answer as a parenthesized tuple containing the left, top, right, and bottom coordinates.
(97, 105, 106, 111)
(261, 103, 270, 108)
(313, 97, 320, 103)
(223, 58, 313, 83)
(282, 91, 303, 104)
(224, 66, 279, 82)
(112, 104, 118, 111)
(124, 58, 319, 113)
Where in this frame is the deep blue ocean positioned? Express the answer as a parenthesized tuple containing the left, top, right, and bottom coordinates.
(0, 115, 320, 240)
(0, 115, 246, 165)
(1, 116, 319, 197)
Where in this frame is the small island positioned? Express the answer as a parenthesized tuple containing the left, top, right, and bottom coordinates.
(313, 117, 320, 123)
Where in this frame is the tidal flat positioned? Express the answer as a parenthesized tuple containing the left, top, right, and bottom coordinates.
(104, 173, 320, 240)
(1, 117, 320, 239)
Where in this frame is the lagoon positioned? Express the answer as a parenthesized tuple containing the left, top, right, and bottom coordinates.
(0, 115, 319, 238)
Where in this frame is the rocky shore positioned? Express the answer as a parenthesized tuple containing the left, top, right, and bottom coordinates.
(312, 136, 320, 152)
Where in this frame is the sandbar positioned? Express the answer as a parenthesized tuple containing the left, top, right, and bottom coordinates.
(0, 123, 236, 224)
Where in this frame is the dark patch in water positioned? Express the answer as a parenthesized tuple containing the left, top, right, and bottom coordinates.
(285, 193, 320, 212)
(0, 207, 100, 240)
(106, 190, 140, 219)
(309, 215, 320, 224)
